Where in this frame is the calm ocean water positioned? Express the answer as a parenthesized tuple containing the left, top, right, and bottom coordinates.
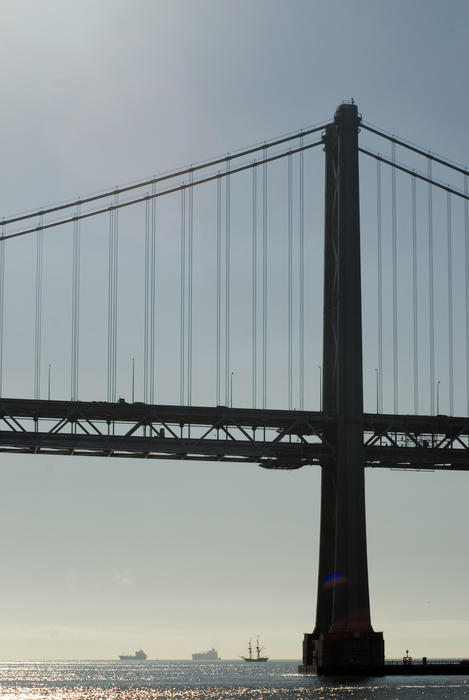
(0, 660, 468, 699)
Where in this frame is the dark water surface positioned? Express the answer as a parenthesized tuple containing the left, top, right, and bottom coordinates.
(0, 660, 468, 698)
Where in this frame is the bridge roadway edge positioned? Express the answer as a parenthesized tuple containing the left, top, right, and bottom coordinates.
(0, 398, 468, 468)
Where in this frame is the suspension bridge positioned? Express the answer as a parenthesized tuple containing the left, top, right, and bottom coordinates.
(1, 101, 469, 673)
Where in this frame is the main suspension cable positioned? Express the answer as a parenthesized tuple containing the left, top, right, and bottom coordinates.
(361, 122, 469, 177)
(360, 148, 469, 202)
(0, 141, 323, 243)
(2, 124, 331, 227)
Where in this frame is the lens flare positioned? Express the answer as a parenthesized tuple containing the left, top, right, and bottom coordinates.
(322, 572, 348, 590)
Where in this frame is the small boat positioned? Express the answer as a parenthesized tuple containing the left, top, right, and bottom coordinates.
(192, 648, 220, 661)
(241, 636, 268, 662)
(119, 649, 147, 660)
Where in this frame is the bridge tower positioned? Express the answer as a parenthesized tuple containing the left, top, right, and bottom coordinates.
(300, 103, 384, 674)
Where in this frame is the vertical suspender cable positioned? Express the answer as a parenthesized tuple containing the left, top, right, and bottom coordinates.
(252, 167, 257, 408)
(188, 171, 194, 405)
(262, 147, 268, 409)
(299, 137, 305, 410)
(111, 202, 115, 402)
(391, 142, 398, 414)
(71, 204, 81, 400)
(288, 153, 293, 410)
(180, 188, 186, 405)
(377, 162, 383, 412)
(107, 195, 118, 402)
(411, 177, 418, 414)
(113, 199, 119, 401)
(216, 177, 222, 405)
(150, 182, 157, 403)
(107, 207, 112, 400)
(144, 196, 150, 403)
(465, 174, 469, 416)
(34, 214, 43, 399)
(0, 226, 4, 397)
(428, 159, 435, 414)
(143, 189, 157, 403)
(225, 161, 231, 405)
(447, 191, 454, 415)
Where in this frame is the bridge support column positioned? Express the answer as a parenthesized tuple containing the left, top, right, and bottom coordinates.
(299, 103, 384, 675)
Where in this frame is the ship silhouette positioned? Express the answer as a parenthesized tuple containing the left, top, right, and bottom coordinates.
(241, 636, 268, 662)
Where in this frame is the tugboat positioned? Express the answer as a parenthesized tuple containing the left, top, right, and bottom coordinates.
(241, 636, 268, 662)
(119, 649, 147, 661)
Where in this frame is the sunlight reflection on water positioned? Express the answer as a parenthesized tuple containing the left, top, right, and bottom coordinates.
(0, 661, 468, 698)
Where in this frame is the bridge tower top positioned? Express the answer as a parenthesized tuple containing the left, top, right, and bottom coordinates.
(334, 100, 361, 126)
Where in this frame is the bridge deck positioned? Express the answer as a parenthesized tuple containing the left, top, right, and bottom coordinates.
(0, 398, 467, 470)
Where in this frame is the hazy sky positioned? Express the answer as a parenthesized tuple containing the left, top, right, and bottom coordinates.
(0, 0, 469, 661)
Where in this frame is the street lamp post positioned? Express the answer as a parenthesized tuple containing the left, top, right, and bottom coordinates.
(374, 368, 379, 414)
(230, 371, 234, 408)
(131, 357, 135, 403)
(48, 364, 51, 401)
(436, 380, 440, 415)
(318, 365, 322, 411)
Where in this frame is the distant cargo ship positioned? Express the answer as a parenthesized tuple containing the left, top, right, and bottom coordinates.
(192, 648, 220, 661)
(119, 649, 147, 661)
(241, 637, 268, 662)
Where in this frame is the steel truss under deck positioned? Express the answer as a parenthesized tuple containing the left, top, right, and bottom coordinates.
(0, 398, 468, 471)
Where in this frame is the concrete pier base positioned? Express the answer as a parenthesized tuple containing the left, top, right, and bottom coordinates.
(299, 630, 384, 676)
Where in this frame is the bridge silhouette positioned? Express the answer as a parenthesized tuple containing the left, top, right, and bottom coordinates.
(1, 102, 469, 674)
